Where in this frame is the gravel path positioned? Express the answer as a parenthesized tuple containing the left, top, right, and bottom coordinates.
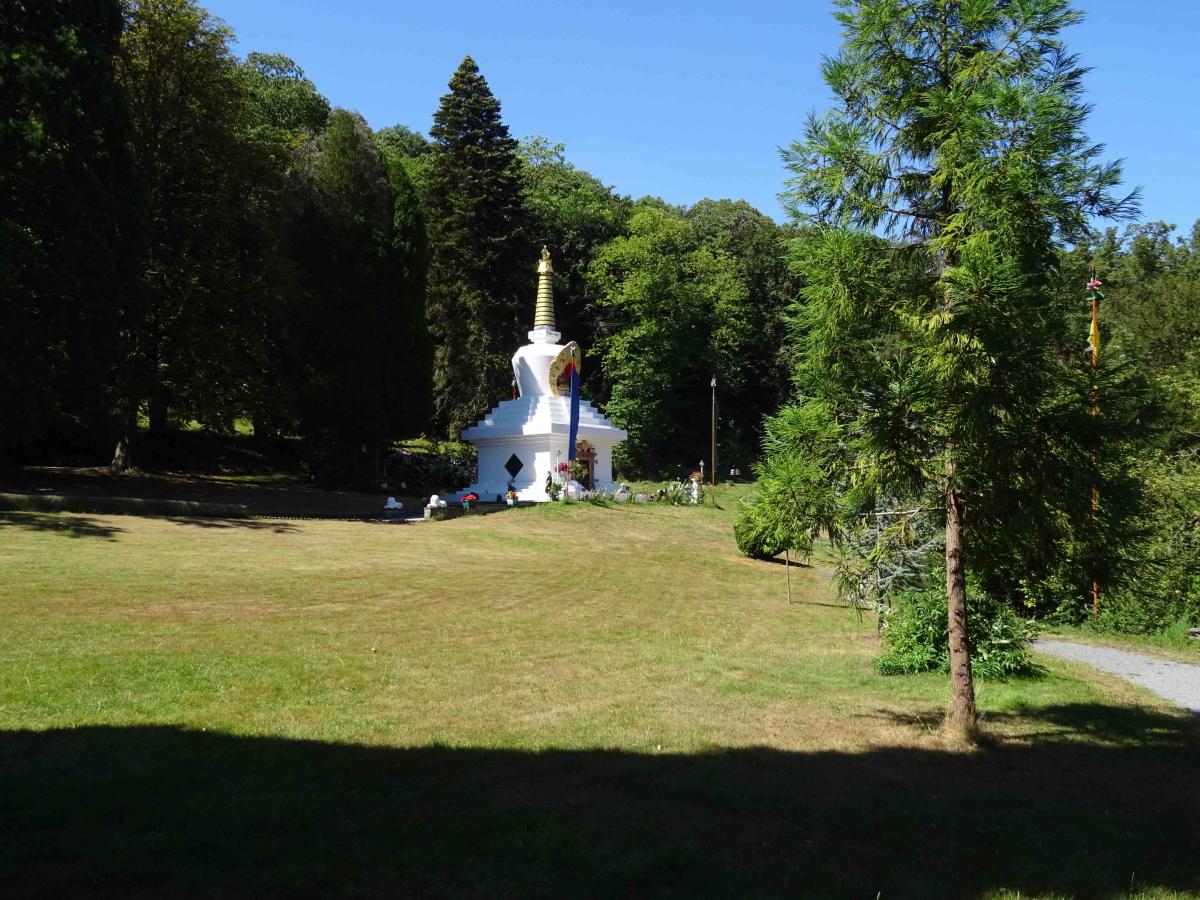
(1033, 639, 1200, 714)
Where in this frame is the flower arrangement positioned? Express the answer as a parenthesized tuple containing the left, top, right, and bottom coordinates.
(651, 481, 704, 506)
(557, 459, 588, 482)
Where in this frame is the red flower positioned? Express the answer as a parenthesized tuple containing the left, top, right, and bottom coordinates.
(462, 492, 479, 502)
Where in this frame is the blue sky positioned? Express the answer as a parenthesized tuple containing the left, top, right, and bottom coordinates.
(208, 0, 1200, 234)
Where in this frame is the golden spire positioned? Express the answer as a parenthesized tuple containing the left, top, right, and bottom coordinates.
(534, 246, 555, 329)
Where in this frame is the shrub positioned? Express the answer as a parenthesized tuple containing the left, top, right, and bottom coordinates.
(733, 441, 836, 563)
(1030, 450, 1200, 634)
(1099, 452, 1200, 633)
(386, 442, 477, 496)
(734, 510, 784, 560)
(645, 482, 703, 506)
(877, 588, 1040, 678)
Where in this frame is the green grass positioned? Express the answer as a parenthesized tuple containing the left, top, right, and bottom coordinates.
(1, 503, 1196, 897)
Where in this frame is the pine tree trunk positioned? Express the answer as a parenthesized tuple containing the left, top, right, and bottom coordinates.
(944, 457, 977, 735)
(938, 153, 975, 734)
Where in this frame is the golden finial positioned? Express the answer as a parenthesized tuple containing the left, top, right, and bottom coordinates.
(534, 246, 556, 328)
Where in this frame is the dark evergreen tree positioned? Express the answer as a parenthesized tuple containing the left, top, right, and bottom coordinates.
(293, 110, 430, 480)
(424, 56, 531, 437)
(385, 154, 434, 437)
(0, 0, 133, 463)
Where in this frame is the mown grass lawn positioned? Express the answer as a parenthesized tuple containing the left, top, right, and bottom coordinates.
(1, 502, 1196, 898)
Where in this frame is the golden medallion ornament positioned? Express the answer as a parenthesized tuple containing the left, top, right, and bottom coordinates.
(548, 341, 581, 397)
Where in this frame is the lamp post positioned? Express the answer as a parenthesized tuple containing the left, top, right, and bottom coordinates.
(710, 375, 717, 503)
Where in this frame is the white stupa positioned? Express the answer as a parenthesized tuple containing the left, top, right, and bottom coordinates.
(456, 248, 627, 502)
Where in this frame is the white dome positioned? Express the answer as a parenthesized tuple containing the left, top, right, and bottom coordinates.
(512, 326, 563, 398)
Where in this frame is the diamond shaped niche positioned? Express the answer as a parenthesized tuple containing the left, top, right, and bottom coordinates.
(504, 453, 524, 478)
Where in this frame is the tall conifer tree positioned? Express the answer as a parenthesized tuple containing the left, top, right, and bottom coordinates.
(424, 57, 530, 437)
(780, 0, 1137, 734)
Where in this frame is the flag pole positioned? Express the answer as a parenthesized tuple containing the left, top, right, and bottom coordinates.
(1087, 266, 1104, 622)
(710, 376, 717, 505)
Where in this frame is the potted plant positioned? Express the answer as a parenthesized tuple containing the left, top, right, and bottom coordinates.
(461, 492, 479, 510)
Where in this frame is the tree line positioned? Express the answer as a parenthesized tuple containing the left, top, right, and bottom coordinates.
(1, 0, 795, 480)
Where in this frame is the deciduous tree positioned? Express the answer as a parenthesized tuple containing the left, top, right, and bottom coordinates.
(0, 0, 132, 463)
(113, 0, 276, 464)
(519, 136, 632, 397)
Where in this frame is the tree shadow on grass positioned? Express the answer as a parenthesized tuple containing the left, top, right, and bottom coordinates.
(867, 701, 1198, 744)
(758, 555, 814, 568)
(1, 709, 1196, 898)
(165, 517, 299, 534)
(0, 512, 124, 540)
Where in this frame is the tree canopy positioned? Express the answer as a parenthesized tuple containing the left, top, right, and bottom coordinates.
(0, 0, 132, 463)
